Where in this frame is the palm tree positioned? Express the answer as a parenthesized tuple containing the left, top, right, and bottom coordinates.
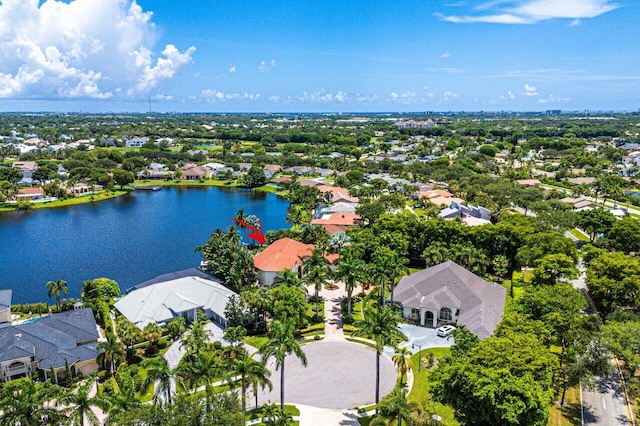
(262, 403, 294, 426)
(175, 350, 220, 392)
(260, 320, 307, 410)
(96, 333, 125, 375)
(369, 247, 409, 305)
(57, 375, 107, 426)
(0, 379, 61, 426)
(371, 387, 420, 426)
(422, 242, 450, 267)
(273, 269, 304, 290)
(180, 320, 212, 355)
(141, 356, 174, 405)
(116, 319, 141, 359)
(302, 249, 331, 320)
(105, 365, 141, 423)
(392, 347, 413, 385)
(353, 302, 405, 413)
(45, 279, 68, 312)
(227, 349, 273, 413)
(334, 251, 366, 319)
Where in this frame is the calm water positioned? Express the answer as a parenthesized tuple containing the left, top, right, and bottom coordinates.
(0, 187, 290, 304)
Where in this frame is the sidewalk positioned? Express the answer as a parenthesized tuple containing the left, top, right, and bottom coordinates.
(320, 280, 346, 342)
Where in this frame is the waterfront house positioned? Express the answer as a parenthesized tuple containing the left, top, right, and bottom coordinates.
(0, 290, 11, 327)
(114, 269, 237, 328)
(179, 164, 210, 180)
(393, 261, 505, 339)
(16, 187, 44, 200)
(253, 238, 338, 285)
(0, 308, 100, 382)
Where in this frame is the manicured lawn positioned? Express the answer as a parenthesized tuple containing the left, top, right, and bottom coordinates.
(306, 300, 324, 322)
(243, 335, 269, 349)
(568, 228, 590, 242)
(548, 387, 581, 426)
(0, 190, 129, 212)
(408, 347, 459, 426)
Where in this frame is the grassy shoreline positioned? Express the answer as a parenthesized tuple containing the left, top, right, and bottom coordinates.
(0, 180, 286, 213)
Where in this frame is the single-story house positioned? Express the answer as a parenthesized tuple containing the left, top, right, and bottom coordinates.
(560, 197, 596, 211)
(253, 238, 314, 285)
(310, 212, 361, 228)
(114, 269, 237, 328)
(0, 307, 100, 382)
(515, 179, 542, 187)
(16, 187, 44, 200)
(125, 137, 149, 147)
(179, 164, 210, 180)
(393, 261, 506, 339)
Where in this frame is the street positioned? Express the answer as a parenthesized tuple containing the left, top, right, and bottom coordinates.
(582, 368, 633, 426)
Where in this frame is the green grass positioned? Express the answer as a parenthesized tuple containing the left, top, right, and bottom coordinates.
(408, 347, 459, 426)
(306, 300, 325, 322)
(548, 386, 581, 426)
(568, 228, 590, 242)
(246, 404, 300, 421)
(243, 335, 269, 349)
(0, 190, 129, 212)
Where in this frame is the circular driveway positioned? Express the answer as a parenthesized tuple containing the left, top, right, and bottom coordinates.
(256, 341, 397, 409)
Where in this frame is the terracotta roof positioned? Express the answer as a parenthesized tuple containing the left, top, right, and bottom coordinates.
(310, 212, 361, 226)
(253, 238, 314, 272)
(320, 224, 350, 234)
(18, 188, 44, 195)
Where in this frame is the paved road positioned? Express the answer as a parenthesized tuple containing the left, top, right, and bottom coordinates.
(255, 341, 397, 410)
(582, 369, 633, 426)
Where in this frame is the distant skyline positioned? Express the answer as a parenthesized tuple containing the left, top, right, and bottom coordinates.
(0, 0, 638, 113)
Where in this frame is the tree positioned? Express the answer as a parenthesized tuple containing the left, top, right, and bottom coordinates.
(165, 316, 186, 340)
(260, 320, 307, 410)
(45, 279, 68, 312)
(113, 169, 134, 189)
(531, 253, 578, 286)
(353, 303, 405, 412)
(97, 333, 126, 375)
(224, 295, 249, 328)
(57, 375, 107, 426)
(0, 379, 61, 426)
(334, 250, 366, 319)
(271, 284, 308, 329)
(302, 248, 331, 320)
(142, 322, 163, 347)
(180, 320, 212, 355)
(371, 387, 420, 426)
(226, 348, 272, 414)
(602, 318, 640, 381)
(272, 269, 303, 289)
(431, 331, 558, 426)
(586, 252, 640, 313)
(81, 277, 120, 304)
(243, 166, 267, 188)
(422, 241, 450, 268)
(606, 216, 640, 253)
(576, 209, 616, 241)
(141, 357, 174, 405)
(392, 347, 413, 385)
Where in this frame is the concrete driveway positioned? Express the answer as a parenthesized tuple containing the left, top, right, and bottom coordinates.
(254, 341, 396, 410)
(383, 324, 454, 357)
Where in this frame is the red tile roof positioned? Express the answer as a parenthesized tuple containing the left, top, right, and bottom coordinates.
(253, 238, 314, 272)
(310, 213, 361, 226)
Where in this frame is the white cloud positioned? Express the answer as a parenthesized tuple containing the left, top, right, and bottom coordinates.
(228, 65, 237, 73)
(523, 83, 538, 96)
(258, 59, 276, 73)
(437, 0, 619, 24)
(441, 51, 452, 58)
(539, 94, 571, 103)
(0, 0, 195, 99)
(200, 89, 261, 102)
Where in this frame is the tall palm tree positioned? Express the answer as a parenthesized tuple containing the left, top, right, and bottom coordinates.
(353, 302, 405, 413)
(180, 320, 212, 356)
(334, 251, 366, 319)
(273, 269, 304, 291)
(175, 350, 220, 392)
(45, 279, 68, 312)
(369, 247, 409, 305)
(422, 242, 450, 268)
(141, 356, 174, 405)
(227, 349, 273, 413)
(96, 333, 125, 375)
(260, 320, 307, 410)
(105, 365, 141, 423)
(392, 347, 413, 385)
(57, 375, 107, 426)
(0, 379, 61, 426)
(302, 249, 331, 320)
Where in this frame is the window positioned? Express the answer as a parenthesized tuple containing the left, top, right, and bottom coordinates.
(410, 308, 420, 319)
(440, 307, 452, 321)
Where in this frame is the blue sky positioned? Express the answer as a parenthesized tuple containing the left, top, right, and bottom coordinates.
(0, 0, 638, 112)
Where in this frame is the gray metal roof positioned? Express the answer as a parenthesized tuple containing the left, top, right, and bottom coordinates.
(394, 261, 506, 339)
(0, 308, 99, 369)
(127, 268, 218, 293)
(115, 275, 238, 328)
(0, 289, 11, 311)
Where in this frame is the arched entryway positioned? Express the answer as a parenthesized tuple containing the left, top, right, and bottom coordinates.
(425, 311, 434, 327)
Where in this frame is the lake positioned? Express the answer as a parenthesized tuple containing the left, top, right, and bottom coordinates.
(0, 187, 290, 304)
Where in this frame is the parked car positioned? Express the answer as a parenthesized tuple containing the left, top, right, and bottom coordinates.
(437, 325, 456, 337)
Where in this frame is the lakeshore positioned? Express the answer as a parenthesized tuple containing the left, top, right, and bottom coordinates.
(0, 186, 290, 304)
